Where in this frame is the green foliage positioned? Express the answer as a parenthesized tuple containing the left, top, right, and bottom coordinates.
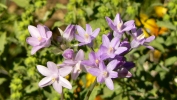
(0, 0, 177, 100)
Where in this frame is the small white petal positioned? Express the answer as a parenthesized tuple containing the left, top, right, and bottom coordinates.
(28, 25, 40, 38)
(37, 65, 51, 76)
(59, 76, 72, 89)
(38, 76, 53, 87)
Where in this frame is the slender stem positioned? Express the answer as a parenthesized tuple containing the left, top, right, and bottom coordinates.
(60, 91, 64, 100)
(84, 79, 97, 100)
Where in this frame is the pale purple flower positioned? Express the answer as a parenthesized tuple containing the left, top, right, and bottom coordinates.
(26, 25, 52, 55)
(58, 24, 75, 41)
(62, 49, 74, 60)
(82, 51, 104, 68)
(99, 35, 127, 59)
(88, 60, 118, 90)
(75, 24, 100, 47)
(130, 28, 155, 50)
(37, 61, 72, 94)
(61, 49, 85, 80)
(105, 13, 135, 38)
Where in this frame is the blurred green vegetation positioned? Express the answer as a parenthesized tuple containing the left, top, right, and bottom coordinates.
(0, 0, 177, 100)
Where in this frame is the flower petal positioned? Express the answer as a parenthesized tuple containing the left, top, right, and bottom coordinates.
(86, 24, 92, 35)
(114, 13, 122, 25)
(122, 20, 135, 31)
(28, 25, 40, 38)
(46, 31, 52, 39)
(114, 47, 127, 55)
(105, 17, 116, 31)
(59, 76, 72, 89)
(76, 25, 85, 37)
(110, 37, 120, 47)
(130, 39, 140, 48)
(37, 65, 51, 76)
(53, 81, 62, 94)
(75, 49, 84, 61)
(88, 68, 100, 76)
(91, 28, 100, 38)
(107, 60, 118, 71)
(99, 62, 106, 71)
(26, 37, 40, 46)
(145, 35, 155, 42)
(105, 78, 114, 90)
(102, 35, 110, 47)
(31, 46, 43, 55)
(38, 76, 53, 87)
(47, 61, 58, 73)
(75, 34, 85, 42)
(37, 25, 46, 38)
(59, 66, 73, 77)
(109, 71, 118, 78)
(97, 74, 105, 83)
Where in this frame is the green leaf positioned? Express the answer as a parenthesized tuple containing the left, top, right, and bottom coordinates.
(165, 56, 177, 66)
(150, 39, 165, 52)
(52, 21, 64, 29)
(89, 86, 100, 100)
(0, 32, 6, 55)
(12, 0, 30, 8)
(0, 78, 7, 85)
(157, 20, 176, 30)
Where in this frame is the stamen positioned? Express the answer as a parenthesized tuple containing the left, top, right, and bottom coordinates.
(103, 71, 108, 77)
(108, 47, 114, 54)
(38, 37, 42, 41)
(137, 33, 145, 40)
(117, 22, 123, 31)
(95, 59, 99, 65)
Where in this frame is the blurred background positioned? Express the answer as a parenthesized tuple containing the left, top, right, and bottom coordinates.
(0, 0, 177, 100)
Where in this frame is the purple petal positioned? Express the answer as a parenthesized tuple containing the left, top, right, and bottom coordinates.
(28, 25, 40, 38)
(114, 47, 127, 55)
(46, 31, 52, 39)
(75, 34, 85, 42)
(145, 35, 155, 42)
(144, 45, 154, 50)
(86, 24, 92, 35)
(37, 65, 51, 76)
(53, 81, 62, 94)
(37, 25, 46, 38)
(59, 76, 72, 89)
(62, 49, 74, 59)
(75, 49, 84, 61)
(59, 67, 73, 77)
(102, 35, 110, 47)
(26, 37, 40, 46)
(31, 46, 43, 55)
(63, 59, 76, 65)
(105, 17, 116, 31)
(107, 60, 118, 71)
(130, 39, 140, 48)
(91, 28, 100, 38)
(105, 78, 114, 90)
(88, 68, 100, 76)
(76, 25, 85, 37)
(89, 52, 96, 63)
(113, 31, 122, 39)
(99, 62, 106, 71)
(47, 61, 58, 73)
(122, 20, 135, 31)
(97, 74, 104, 83)
(109, 71, 118, 78)
(114, 13, 122, 25)
(110, 37, 120, 47)
(118, 68, 132, 78)
(38, 76, 53, 87)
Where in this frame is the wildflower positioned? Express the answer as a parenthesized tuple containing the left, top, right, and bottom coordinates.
(26, 25, 52, 55)
(105, 13, 135, 38)
(37, 61, 72, 94)
(99, 35, 127, 59)
(88, 60, 118, 90)
(130, 28, 155, 50)
(62, 49, 74, 60)
(58, 24, 75, 41)
(75, 24, 100, 47)
(61, 49, 85, 80)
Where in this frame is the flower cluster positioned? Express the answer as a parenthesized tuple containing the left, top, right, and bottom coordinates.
(26, 13, 155, 94)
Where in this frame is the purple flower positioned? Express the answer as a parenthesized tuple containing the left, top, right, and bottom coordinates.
(62, 49, 74, 60)
(37, 61, 72, 94)
(58, 24, 75, 41)
(105, 13, 135, 38)
(130, 28, 155, 50)
(82, 51, 104, 68)
(99, 35, 127, 59)
(75, 24, 100, 47)
(26, 25, 52, 55)
(117, 62, 135, 78)
(61, 49, 85, 80)
(88, 60, 118, 90)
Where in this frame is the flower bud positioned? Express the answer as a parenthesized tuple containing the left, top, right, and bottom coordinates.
(62, 49, 74, 59)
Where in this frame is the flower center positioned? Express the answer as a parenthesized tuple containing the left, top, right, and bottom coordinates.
(84, 33, 90, 42)
(117, 22, 123, 31)
(95, 59, 99, 65)
(38, 36, 42, 41)
(137, 33, 145, 40)
(103, 71, 108, 77)
(52, 78, 56, 82)
(108, 47, 114, 54)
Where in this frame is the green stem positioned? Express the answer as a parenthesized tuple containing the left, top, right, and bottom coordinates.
(84, 79, 97, 100)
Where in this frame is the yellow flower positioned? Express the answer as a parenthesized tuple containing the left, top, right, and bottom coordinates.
(86, 73, 96, 87)
(154, 6, 167, 18)
(135, 13, 168, 37)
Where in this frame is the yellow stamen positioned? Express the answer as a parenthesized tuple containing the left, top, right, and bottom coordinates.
(38, 37, 42, 41)
(85, 33, 89, 39)
(95, 59, 99, 65)
(108, 47, 114, 54)
(137, 33, 145, 40)
(103, 71, 108, 77)
(117, 22, 123, 31)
